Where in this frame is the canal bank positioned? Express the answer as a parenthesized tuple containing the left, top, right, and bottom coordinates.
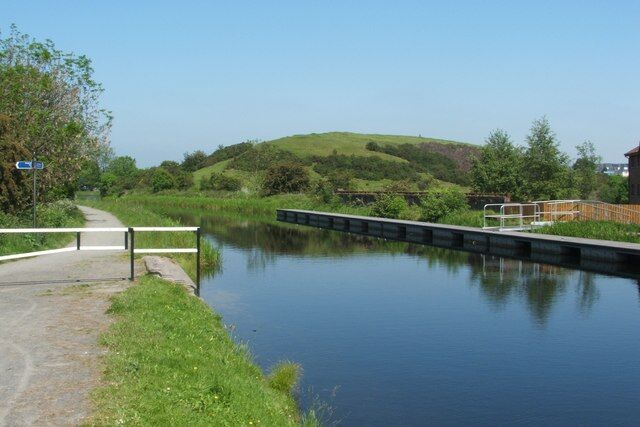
(277, 209, 640, 279)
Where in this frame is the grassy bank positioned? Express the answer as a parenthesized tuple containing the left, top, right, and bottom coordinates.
(534, 220, 640, 243)
(91, 275, 316, 426)
(81, 199, 219, 278)
(0, 200, 84, 257)
(101, 192, 371, 217)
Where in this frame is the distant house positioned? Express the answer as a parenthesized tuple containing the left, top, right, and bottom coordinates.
(625, 145, 640, 203)
(598, 163, 629, 177)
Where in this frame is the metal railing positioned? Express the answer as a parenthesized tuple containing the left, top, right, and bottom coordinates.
(0, 226, 202, 295)
(483, 203, 545, 231)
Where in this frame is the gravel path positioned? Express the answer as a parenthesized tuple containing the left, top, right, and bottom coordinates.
(0, 206, 142, 426)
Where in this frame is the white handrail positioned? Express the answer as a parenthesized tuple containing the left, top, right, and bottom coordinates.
(0, 226, 203, 295)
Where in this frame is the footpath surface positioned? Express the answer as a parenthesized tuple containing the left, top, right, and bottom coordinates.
(0, 206, 142, 426)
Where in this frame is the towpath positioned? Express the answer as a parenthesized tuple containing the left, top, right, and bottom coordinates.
(0, 206, 142, 426)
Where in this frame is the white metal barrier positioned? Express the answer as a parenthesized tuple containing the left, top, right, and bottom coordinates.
(0, 226, 202, 294)
(483, 203, 547, 231)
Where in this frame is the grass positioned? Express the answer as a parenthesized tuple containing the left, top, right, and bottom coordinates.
(91, 275, 317, 426)
(81, 198, 220, 278)
(265, 131, 468, 159)
(0, 200, 85, 257)
(534, 220, 640, 243)
(106, 192, 372, 217)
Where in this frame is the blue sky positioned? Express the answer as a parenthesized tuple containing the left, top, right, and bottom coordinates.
(3, 1, 639, 166)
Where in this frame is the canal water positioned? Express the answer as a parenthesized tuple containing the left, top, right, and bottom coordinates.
(166, 209, 640, 426)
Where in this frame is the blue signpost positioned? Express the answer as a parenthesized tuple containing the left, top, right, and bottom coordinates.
(15, 160, 44, 227)
(15, 161, 33, 170)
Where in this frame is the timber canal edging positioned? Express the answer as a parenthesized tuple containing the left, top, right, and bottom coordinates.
(277, 209, 640, 279)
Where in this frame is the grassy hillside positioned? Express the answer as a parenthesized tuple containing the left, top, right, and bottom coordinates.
(194, 132, 478, 191)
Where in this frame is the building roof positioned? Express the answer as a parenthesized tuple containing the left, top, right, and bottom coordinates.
(625, 145, 640, 156)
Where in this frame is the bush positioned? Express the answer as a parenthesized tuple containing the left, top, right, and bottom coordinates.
(370, 194, 408, 219)
(311, 178, 336, 204)
(38, 200, 82, 227)
(312, 154, 418, 181)
(202, 173, 242, 191)
(327, 171, 353, 190)
(151, 169, 175, 193)
(262, 163, 310, 195)
(420, 187, 468, 222)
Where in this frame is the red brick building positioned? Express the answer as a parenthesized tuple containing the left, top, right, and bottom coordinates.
(625, 144, 640, 203)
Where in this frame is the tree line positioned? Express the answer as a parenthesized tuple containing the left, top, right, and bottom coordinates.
(471, 117, 627, 203)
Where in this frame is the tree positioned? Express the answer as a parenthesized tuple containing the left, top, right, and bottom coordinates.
(77, 159, 101, 190)
(420, 187, 468, 222)
(521, 117, 573, 200)
(598, 175, 628, 204)
(471, 129, 523, 199)
(106, 156, 139, 190)
(261, 163, 310, 195)
(151, 168, 175, 192)
(0, 25, 112, 210)
(182, 150, 207, 172)
(573, 141, 601, 199)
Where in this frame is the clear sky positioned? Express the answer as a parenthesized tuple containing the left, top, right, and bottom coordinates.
(3, 1, 639, 166)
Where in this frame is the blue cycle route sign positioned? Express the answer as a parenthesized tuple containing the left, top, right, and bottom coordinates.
(15, 161, 33, 169)
(15, 161, 44, 170)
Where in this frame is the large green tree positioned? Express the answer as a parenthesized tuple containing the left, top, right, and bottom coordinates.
(521, 117, 574, 200)
(471, 129, 523, 199)
(573, 141, 601, 199)
(0, 25, 111, 212)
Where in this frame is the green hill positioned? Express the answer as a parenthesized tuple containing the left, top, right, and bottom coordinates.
(194, 132, 480, 192)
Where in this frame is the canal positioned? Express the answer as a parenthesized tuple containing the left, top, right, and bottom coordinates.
(166, 209, 640, 426)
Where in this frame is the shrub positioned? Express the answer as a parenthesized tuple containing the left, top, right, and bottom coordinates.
(267, 361, 301, 395)
(205, 173, 242, 191)
(262, 163, 310, 195)
(312, 154, 418, 181)
(151, 169, 175, 193)
(327, 171, 353, 190)
(311, 178, 336, 204)
(370, 194, 408, 219)
(420, 187, 468, 222)
(365, 141, 380, 151)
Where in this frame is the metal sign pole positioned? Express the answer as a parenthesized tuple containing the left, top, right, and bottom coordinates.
(32, 158, 37, 228)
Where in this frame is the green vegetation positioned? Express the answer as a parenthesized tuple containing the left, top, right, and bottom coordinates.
(0, 25, 111, 214)
(534, 220, 640, 243)
(200, 173, 242, 192)
(91, 275, 316, 426)
(262, 163, 310, 196)
(82, 198, 219, 278)
(471, 117, 619, 202)
(188, 132, 476, 193)
(94, 192, 371, 217)
(0, 200, 84, 256)
(371, 195, 409, 219)
(420, 187, 469, 222)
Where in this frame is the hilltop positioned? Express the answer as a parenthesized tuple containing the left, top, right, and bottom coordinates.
(194, 132, 480, 192)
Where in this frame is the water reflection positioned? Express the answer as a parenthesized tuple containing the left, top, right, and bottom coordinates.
(164, 208, 604, 324)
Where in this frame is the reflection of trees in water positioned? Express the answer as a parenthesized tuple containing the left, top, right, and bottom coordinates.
(165, 208, 602, 323)
(469, 256, 601, 324)
(575, 271, 599, 314)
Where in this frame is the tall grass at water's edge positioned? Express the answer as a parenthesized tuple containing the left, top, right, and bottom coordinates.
(112, 192, 372, 216)
(91, 275, 318, 426)
(81, 199, 220, 279)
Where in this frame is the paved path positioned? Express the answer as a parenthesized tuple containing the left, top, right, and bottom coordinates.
(0, 206, 142, 426)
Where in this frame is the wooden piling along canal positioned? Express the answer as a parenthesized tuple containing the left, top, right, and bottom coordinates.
(277, 209, 640, 279)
